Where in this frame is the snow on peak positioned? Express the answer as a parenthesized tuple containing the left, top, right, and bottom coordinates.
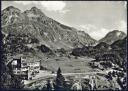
(44, 32, 48, 36)
(116, 32, 121, 36)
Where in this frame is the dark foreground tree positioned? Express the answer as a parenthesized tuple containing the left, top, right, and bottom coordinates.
(54, 67, 66, 90)
(10, 75, 24, 89)
(0, 32, 12, 89)
(46, 80, 52, 91)
(0, 33, 24, 89)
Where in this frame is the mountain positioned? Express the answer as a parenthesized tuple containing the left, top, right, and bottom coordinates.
(2, 6, 97, 51)
(94, 42, 110, 50)
(111, 37, 127, 50)
(99, 30, 126, 44)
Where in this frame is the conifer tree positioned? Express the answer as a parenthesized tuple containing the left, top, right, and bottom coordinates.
(55, 67, 66, 90)
(46, 80, 52, 91)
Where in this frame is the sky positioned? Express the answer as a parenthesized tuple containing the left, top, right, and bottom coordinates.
(2, 1, 127, 40)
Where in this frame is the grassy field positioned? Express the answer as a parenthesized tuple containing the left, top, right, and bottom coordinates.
(41, 56, 95, 73)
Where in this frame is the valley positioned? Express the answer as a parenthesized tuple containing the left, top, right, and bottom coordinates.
(40, 56, 94, 73)
(1, 5, 127, 90)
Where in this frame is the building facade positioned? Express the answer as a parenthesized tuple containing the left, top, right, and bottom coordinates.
(9, 56, 41, 80)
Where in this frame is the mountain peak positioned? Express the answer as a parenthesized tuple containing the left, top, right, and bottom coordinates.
(99, 30, 126, 44)
(113, 30, 120, 32)
(23, 6, 45, 17)
(31, 6, 39, 10)
(3, 6, 21, 12)
(5, 6, 17, 9)
(2, 6, 22, 25)
(108, 30, 126, 36)
(30, 6, 45, 16)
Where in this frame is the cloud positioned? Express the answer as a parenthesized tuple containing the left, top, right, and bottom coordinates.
(40, 1, 66, 11)
(118, 20, 127, 34)
(89, 28, 109, 40)
(78, 20, 127, 40)
(14, 1, 69, 14)
(77, 24, 110, 40)
(124, 1, 127, 9)
(79, 24, 97, 32)
(40, 1, 69, 14)
(14, 1, 38, 5)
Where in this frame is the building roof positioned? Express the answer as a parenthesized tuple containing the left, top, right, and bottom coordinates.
(8, 54, 40, 63)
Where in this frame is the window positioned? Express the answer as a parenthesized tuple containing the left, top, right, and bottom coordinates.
(17, 71, 20, 74)
(22, 63, 27, 66)
(12, 60, 17, 65)
(34, 66, 39, 69)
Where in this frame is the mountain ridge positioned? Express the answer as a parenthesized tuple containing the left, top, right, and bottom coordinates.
(2, 6, 97, 52)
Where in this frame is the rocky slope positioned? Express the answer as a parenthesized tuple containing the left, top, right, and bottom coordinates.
(99, 30, 126, 44)
(2, 6, 97, 52)
(111, 37, 127, 50)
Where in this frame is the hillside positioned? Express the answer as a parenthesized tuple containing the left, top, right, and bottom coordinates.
(2, 6, 97, 55)
(99, 30, 126, 44)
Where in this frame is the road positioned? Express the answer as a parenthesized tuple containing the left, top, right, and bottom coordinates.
(24, 69, 112, 87)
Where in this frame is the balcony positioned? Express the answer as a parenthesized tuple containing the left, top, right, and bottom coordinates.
(13, 69, 28, 75)
(21, 67, 29, 71)
(13, 69, 21, 74)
